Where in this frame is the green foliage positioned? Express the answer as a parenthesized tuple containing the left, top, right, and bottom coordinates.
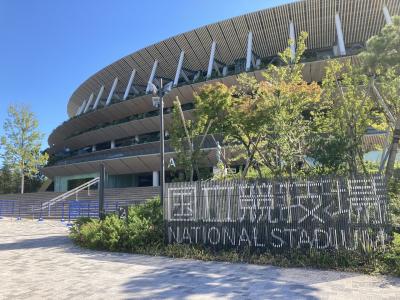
(99, 214, 125, 251)
(191, 32, 322, 179)
(258, 32, 321, 178)
(388, 174, 400, 228)
(0, 164, 18, 194)
(0, 104, 48, 193)
(122, 197, 164, 251)
(70, 218, 103, 249)
(170, 98, 213, 181)
(359, 16, 400, 179)
(70, 197, 164, 252)
(381, 233, 400, 276)
(360, 16, 400, 75)
(309, 60, 384, 175)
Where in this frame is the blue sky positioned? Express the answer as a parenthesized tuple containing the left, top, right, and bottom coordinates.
(0, 0, 296, 150)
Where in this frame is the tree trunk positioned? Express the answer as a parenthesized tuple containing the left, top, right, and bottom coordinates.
(190, 167, 194, 182)
(385, 118, 400, 179)
(255, 162, 263, 179)
(242, 148, 255, 178)
(20, 173, 24, 194)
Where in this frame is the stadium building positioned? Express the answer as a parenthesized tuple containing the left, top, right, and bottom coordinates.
(42, 0, 399, 192)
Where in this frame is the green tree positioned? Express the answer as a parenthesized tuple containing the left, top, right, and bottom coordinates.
(256, 31, 321, 177)
(169, 97, 216, 181)
(192, 72, 270, 178)
(310, 60, 384, 175)
(0, 164, 18, 194)
(359, 16, 400, 178)
(1, 105, 48, 194)
(193, 32, 321, 178)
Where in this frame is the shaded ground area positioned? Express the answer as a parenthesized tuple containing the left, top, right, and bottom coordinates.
(0, 219, 399, 299)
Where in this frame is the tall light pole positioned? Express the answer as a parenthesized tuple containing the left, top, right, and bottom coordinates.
(150, 79, 169, 204)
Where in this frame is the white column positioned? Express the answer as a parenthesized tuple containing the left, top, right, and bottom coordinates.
(255, 58, 261, 69)
(77, 100, 87, 115)
(83, 93, 94, 113)
(193, 71, 200, 82)
(173, 51, 185, 87)
(146, 60, 158, 94)
(75, 105, 81, 116)
(289, 21, 296, 62)
(152, 171, 159, 187)
(222, 66, 228, 76)
(333, 45, 339, 57)
(110, 140, 116, 149)
(246, 31, 253, 71)
(213, 62, 221, 76)
(75, 101, 85, 116)
(93, 85, 104, 110)
(207, 41, 216, 79)
(123, 70, 136, 100)
(92, 145, 96, 152)
(335, 13, 346, 56)
(383, 4, 393, 25)
(106, 77, 119, 106)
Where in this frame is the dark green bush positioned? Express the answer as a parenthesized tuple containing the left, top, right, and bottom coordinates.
(388, 176, 400, 229)
(122, 198, 163, 251)
(70, 197, 163, 252)
(381, 233, 400, 276)
(99, 214, 125, 251)
(70, 218, 103, 249)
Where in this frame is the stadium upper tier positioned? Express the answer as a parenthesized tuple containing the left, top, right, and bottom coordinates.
(65, 0, 398, 114)
(49, 0, 399, 151)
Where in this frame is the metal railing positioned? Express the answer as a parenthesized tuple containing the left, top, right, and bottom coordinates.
(41, 177, 100, 216)
(50, 134, 222, 166)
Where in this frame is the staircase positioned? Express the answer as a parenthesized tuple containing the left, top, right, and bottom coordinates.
(0, 185, 159, 220)
(42, 177, 100, 212)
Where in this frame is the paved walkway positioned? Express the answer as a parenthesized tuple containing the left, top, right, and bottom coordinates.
(0, 220, 400, 300)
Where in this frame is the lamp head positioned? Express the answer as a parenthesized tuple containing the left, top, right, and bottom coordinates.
(148, 82, 158, 96)
(152, 97, 160, 108)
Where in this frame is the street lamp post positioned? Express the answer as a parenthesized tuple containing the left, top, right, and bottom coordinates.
(159, 80, 165, 205)
(151, 79, 168, 205)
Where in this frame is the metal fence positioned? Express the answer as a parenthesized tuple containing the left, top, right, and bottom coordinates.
(0, 199, 145, 222)
(164, 175, 390, 252)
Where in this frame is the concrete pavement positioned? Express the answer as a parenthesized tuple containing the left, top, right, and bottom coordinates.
(0, 219, 399, 299)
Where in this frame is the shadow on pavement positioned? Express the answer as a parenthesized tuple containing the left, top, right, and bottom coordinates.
(121, 262, 320, 299)
(0, 235, 70, 251)
(1, 221, 400, 299)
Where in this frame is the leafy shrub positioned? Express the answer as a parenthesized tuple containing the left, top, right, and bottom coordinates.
(70, 197, 163, 252)
(70, 216, 92, 233)
(70, 218, 102, 249)
(388, 176, 400, 229)
(122, 197, 163, 251)
(99, 214, 125, 251)
(381, 233, 400, 276)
